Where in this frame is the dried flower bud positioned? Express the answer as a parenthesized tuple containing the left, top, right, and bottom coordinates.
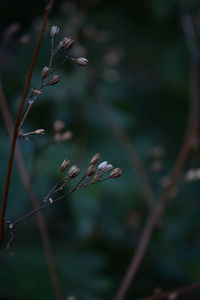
(167, 293, 178, 300)
(54, 131, 72, 143)
(98, 161, 113, 172)
(32, 89, 42, 96)
(109, 168, 122, 178)
(60, 37, 75, 49)
(50, 25, 59, 37)
(48, 75, 60, 86)
(92, 173, 103, 182)
(20, 34, 30, 44)
(41, 66, 51, 79)
(68, 165, 80, 178)
(60, 159, 70, 171)
(90, 153, 101, 165)
(35, 129, 45, 134)
(53, 120, 66, 132)
(106, 164, 113, 171)
(75, 57, 88, 66)
(86, 164, 96, 177)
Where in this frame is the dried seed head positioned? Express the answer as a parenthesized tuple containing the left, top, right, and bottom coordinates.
(92, 173, 103, 182)
(53, 120, 66, 132)
(48, 75, 60, 86)
(54, 131, 72, 143)
(32, 89, 42, 96)
(60, 159, 70, 171)
(50, 25, 60, 37)
(35, 129, 45, 134)
(20, 34, 30, 44)
(168, 293, 178, 300)
(68, 165, 80, 178)
(106, 164, 113, 171)
(86, 164, 96, 177)
(98, 161, 113, 172)
(90, 153, 101, 165)
(41, 66, 51, 79)
(75, 57, 88, 66)
(109, 168, 122, 178)
(60, 37, 75, 49)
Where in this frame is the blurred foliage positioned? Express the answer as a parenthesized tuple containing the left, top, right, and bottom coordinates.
(1, 0, 200, 299)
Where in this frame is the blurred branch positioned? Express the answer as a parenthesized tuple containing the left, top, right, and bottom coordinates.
(0, 79, 63, 299)
(115, 4, 199, 300)
(135, 282, 200, 300)
(0, 0, 55, 246)
(97, 99, 155, 209)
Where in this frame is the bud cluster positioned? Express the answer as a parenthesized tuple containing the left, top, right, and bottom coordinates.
(83, 154, 122, 185)
(57, 153, 122, 193)
(185, 168, 200, 181)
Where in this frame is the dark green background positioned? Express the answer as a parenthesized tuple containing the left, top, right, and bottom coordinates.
(1, 0, 200, 299)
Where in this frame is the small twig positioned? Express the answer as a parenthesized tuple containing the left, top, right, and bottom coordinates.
(135, 282, 200, 300)
(0, 79, 63, 300)
(49, 36, 54, 67)
(114, 4, 199, 300)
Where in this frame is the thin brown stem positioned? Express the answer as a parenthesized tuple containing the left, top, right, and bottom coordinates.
(0, 1, 53, 246)
(114, 4, 199, 300)
(19, 101, 33, 131)
(0, 79, 63, 300)
(11, 172, 105, 228)
(135, 282, 200, 300)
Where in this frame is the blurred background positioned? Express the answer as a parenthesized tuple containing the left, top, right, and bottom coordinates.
(1, 0, 200, 299)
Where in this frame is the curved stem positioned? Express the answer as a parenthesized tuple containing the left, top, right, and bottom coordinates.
(0, 2, 52, 246)
(114, 4, 199, 300)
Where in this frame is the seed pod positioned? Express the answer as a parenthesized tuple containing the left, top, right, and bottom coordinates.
(53, 120, 66, 132)
(50, 25, 60, 37)
(75, 57, 88, 66)
(60, 37, 74, 50)
(86, 164, 96, 177)
(20, 34, 30, 44)
(109, 168, 122, 178)
(92, 172, 103, 182)
(32, 89, 42, 96)
(48, 75, 60, 86)
(97, 161, 108, 171)
(54, 131, 72, 143)
(60, 159, 70, 172)
(41, 66, 51, 79)
(90, 153, 101, 165)
(68, 165, 80, 178)
(35, 129, 45, 134)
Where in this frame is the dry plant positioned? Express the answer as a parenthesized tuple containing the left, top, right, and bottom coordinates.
(0, 1, 121, 299)
(1, 1, 200, 300)
(0, 4, 122, 249)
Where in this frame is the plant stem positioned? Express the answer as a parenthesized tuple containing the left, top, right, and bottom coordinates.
(0, 2, 53, 246)
(114, 4, 199, 300)
(135, 282, 200, 300)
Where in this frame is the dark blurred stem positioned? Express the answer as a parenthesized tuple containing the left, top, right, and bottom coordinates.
(115, 5, 199, 300)
(0, 0, 63, 299)
(0, 79, 63, 300)
(97, 99, 155, 210)
(0, 0, 53, 246)
(135, 282, 200, 300)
